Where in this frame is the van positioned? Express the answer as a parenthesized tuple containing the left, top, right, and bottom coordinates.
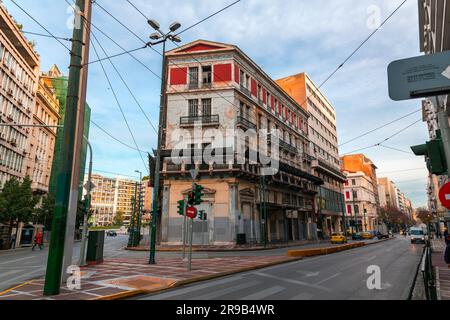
(410, 227, 426, 244)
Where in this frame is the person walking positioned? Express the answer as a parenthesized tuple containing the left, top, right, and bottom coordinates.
(10, 233, 16, 249)
(32, 231, 43, 251)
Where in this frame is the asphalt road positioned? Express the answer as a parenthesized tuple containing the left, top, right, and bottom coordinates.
(0, 234, 129, 291)
(138, 236, 423, 300)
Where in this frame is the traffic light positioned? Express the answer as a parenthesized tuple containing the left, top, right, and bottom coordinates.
(411, 130, 448, 175)
(194, 183, 205, 205)
(187, 191, 195, 206)
(198, 211, 207, 221)
(177, 200, 185, 216)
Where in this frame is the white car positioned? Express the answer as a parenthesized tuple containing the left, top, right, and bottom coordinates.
(410, 227, 426, 244)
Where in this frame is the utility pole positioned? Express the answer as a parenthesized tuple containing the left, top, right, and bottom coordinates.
(135, 171, 143, 245)
(128, 196, 136, 248)
(62, 0, 92, 283)
(352, 189, 359, 234)
(44, 0, 91, 296)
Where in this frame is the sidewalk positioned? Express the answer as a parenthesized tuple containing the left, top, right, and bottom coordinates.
(0, 256, 301, 300)
(431, 239, 450, 300)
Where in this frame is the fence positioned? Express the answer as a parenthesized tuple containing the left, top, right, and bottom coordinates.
(421, 243, 437, 300)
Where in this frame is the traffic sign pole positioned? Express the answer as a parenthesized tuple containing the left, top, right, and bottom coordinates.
(182, 197, 187, 260)
(187, 218, 194, 271)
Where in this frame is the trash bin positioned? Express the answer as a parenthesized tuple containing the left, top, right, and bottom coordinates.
(236, 233, 246, 245)
(86, 230, 105, 265)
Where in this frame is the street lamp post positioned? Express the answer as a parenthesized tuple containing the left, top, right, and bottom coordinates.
(147, 19, 182, 265)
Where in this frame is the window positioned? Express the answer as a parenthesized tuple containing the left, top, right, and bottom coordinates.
(347, 205, 351, 214)
(202, 66, 212, 86)
(352, 179, 356, 186)
(202, 99, 211, 116)
(345, 191, 350, 199)
(188, 99, 198, 117)
(188, 67, 199, 88)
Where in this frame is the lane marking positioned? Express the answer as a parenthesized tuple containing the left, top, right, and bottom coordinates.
(253, 272, 332, 292)
(240, 286, 285, 300)
(0, 256, 35, 265)
(192, 280, 261, 300)
(314, 272, 341, 286)
(290, 292, 313, 300)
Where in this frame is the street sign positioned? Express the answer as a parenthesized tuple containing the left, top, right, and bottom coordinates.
(84, 181, 96, 192)
(439, 182, 450, 209)
(186, 206, 198, 219)
(388, 51, 450, 101)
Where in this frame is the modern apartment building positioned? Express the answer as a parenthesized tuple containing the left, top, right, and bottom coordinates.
(277, 73, 346, 236)
(418, 0, 450, 223)
(85, 174, 142, 227)
(160, 40, 323, 245)
(22, 72, 60, 195)
(341, 154, 380, 231)
(0, 4, 39, 187)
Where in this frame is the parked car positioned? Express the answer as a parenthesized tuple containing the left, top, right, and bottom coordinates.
(361, 231, 375, 240)
(410, 227, 426, 244)
(376, 232, 389, 239)
(106, 231, 117, 237)
(331, 233, 348, 244)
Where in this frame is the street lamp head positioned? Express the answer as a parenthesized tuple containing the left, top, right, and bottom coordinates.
(148, 19, 160, 31)
(171, 35, 182, 43)
(169, 21, 181, 32)
(149, 32, 161, 40)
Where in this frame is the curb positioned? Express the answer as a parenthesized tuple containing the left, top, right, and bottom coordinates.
(436, 267, 442, 301)
(94, 257, 303, 300)
(287, 242, 365, 257)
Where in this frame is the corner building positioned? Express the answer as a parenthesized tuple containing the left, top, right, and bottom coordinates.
(160, 40, 323, 246)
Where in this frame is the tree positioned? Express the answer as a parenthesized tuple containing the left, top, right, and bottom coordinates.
(34, 194, 55, 231)
(113, 211, 124, 227)
(0, 176, 38, 246)
(416, 207, 434, 225)
(379, 205, 411, 231)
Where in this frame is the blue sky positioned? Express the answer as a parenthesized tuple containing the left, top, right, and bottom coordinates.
(4, 0, 429, 207)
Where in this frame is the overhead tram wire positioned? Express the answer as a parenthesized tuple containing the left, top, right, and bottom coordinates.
(97, 0, 254, 121)
(0, 27, 72, 41)
(89, 37, 149, 175)
(9, 0, 72, 52)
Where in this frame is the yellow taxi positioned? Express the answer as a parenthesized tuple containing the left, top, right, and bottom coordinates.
(361, 231, 374, 240)
(330, 232, 347, 244)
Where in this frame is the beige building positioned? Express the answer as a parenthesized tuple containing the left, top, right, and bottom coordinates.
(277, 73, 346, 237)
(378, 177, 414, 218)
(160, 40, 322, 246)
(22, 71, 60, 194)
(85, 174, 142, 227)
(341, 154, 380, 231)
(0, 4, 39, 187)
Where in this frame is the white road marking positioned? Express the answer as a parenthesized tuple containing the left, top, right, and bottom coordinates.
(297, 271, 320, 278)
(314, 273, 341, 285)
(0, 256, 35, 265)
(240, 286, 285, 300)
(191, 280, 261, 300)
(253, 272, 332, 292)
(0, 269, 24, 279)
(290, 292, 313, 300)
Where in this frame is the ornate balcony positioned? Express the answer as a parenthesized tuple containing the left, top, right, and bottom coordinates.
(237, 116, 257, 130)
(180, 115, 220, 127)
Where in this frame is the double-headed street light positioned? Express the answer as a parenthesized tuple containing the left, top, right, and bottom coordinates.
(147, 19, 182, 265)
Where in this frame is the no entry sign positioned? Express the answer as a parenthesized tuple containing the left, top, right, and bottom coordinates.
(439, 182, 450, 209)
(186, 206, 197, 219)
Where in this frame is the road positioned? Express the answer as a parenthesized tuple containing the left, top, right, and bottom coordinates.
(138, 237, 423, 300)
(0, 235, 128, 291)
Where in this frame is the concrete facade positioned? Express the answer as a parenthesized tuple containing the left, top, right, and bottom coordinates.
(160, 40, 323, 246)
(276, 73, 346, 237)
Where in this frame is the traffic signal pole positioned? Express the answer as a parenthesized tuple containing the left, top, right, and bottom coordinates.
(79, 138, 93, 267)
(44, 0, 91, 296)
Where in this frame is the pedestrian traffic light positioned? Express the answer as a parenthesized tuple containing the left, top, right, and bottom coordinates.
(177, 200, 185, 216)
(194, 183, 205, 205)
(411, 130, 448, 175)
(187, 191, 195, 206)
(199, 211, 207, 221)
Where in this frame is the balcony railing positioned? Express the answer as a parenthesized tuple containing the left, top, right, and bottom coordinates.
(268, 134, 298, 154)
(237, 116, 257, 130)
(240, 85, 251, 97)
(180, 115, 219, 127)
(188, 82, 199, 89)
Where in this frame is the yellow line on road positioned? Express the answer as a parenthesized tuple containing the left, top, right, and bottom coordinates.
(0, 280, 34, 297)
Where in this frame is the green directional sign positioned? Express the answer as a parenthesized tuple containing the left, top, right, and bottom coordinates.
(388, 51, 450, 101)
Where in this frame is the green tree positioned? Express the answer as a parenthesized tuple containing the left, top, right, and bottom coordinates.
(113, 211, 124, 227)
(0, 176, 38, 246)
(34, 194, 55, 231)
(416, 207, 434, 225)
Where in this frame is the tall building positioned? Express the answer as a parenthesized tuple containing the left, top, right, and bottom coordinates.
(85, 174, 141, 227)
(418, 0, 450, 223)
(160, 40, 323, 245)
(0, 4, 39, 187)
(276, 73, 346, 236)
(41, 65, 91, 200)
(341, 154, 380, 231)
(22, 72, 60, 195)
(377, 178, 399, 208)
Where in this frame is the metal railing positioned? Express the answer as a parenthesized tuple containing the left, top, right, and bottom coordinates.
(421, 244, 437, 300)
(180, 115, 219, 126)
(237, 116, 257, 130)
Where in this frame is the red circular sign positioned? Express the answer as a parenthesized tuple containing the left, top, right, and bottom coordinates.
(186, 206, 197, 219)
(439, 182, 450, 209)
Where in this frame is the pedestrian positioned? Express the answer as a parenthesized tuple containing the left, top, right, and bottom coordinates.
(445, 232, 450, 268)
(32, 231, 43, 251)
(444, 228, 449, 246)
(10, 233, 16, 249)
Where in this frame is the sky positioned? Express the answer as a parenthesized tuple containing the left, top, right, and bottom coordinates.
(3, 0, 430, 207)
